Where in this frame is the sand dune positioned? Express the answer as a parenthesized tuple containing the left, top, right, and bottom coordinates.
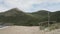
(0, 26, 60, 34)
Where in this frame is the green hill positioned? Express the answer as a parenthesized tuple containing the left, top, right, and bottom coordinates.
(30, 10, 50, 22)
(0, 8, 40, 26)
(0, 8, 60, 30)
(0, 8, 60, 27)
(50, 11, 60, 22)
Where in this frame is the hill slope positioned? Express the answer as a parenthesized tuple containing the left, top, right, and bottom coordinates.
(30, 10, 51, 22)
(0, 8, 40, 26)
(0, 8, 60, 27)
(50, 11, 60, 22)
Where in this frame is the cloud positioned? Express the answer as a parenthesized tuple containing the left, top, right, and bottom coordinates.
(3, 0, 43, 12)
(0, 0, 60, 12)
(47, 0, 60, 2)
(28, 0, 60, 12)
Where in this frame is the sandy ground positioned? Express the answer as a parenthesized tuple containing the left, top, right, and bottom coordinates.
(0, 26, 60, 34)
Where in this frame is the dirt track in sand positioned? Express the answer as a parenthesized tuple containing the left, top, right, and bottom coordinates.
(0, 26, 60, 34)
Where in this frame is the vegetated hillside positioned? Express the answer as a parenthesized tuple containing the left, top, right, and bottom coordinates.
(0, 8, 60, 27)
(31, 10, 60, 22)
(50, 11, 60, 22)
(0, 8, 40, 26)
(31, 10, 50, 22)
(30, 10, 60, 30)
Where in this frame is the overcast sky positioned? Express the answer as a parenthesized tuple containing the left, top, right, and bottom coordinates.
(0, 0, 60, 12)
